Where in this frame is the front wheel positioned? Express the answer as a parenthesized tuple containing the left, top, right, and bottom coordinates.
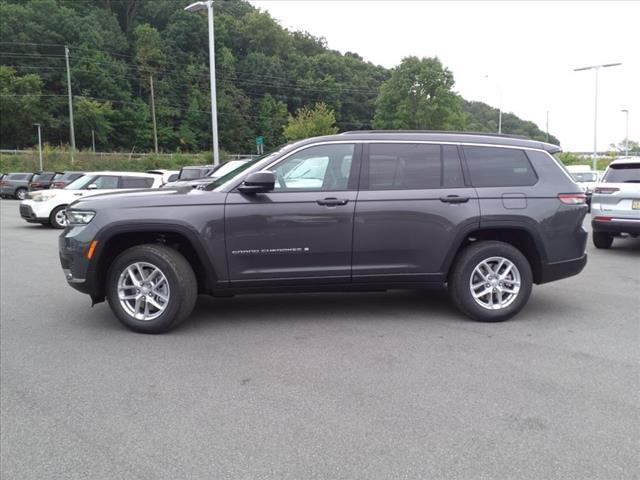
(49, 205, 68, 229)
(592, 231, 613, 249)
(15, 188, 27, 200)
(106, 244, 197, 333)
(448, 241, 533, 322)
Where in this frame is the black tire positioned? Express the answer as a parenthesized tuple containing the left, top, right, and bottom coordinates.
(592, 231, 613, 249)
(14, 187, 27, 200)
(448, 241, 533, 322)
(106, 244, 197, 333)
(49, 205, 67, 229)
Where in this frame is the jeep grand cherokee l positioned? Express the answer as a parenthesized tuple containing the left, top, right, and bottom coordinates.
(59, 132, 588, 333)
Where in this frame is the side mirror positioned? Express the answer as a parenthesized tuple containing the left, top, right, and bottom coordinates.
(168, 174, 179, 182)
(237, 171, 275, 194)
(87, 183, 98, 190)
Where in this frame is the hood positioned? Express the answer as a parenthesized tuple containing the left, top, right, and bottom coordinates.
(69, 187, 226, 211)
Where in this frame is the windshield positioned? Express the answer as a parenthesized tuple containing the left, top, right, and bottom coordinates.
(65, 174, 93, 190)
(571, 172, 598, 182)
(602, 163, 640, 183)
(210, 160, 249, 178)
(179, 168, 209, 180)
(205, 144, 294, 190)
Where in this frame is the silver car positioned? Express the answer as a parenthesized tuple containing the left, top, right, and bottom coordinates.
(591, 157, 640, 248)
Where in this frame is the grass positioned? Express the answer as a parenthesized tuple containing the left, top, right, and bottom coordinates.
(0, 146, 245, 173)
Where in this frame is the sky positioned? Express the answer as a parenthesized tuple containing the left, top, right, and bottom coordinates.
(250, 1, 639, 152)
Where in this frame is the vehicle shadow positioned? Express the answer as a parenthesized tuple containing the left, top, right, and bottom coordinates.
(183, 287, 457, 332)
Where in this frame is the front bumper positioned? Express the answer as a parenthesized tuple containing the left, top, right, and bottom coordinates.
(19, 203, 48, 223)
(592, 217, 640, 235)
(59, 223, 99, 295)
(538, 254, 587, 284)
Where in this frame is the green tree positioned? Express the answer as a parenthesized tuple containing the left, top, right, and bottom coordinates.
(283, 103, 338, 141)
(373, 56, 465, 130)
(609, 139, 640, 155)
(255, 94, 288, 148)
(0, 66, 47, 148)
(74, 97, 114, 148)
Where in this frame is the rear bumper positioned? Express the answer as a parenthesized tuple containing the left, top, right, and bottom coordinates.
(592, 218, 640, 235)
(538, 254, 587, 284)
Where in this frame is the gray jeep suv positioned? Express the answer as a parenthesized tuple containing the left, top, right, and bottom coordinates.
(59, 132, 588, 333)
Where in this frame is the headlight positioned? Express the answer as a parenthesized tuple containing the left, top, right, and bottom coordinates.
(32, 194, 56, 202)
(66, 209, 96, 225)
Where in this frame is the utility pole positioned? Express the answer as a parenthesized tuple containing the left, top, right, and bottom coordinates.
(34, 123, 43, 171)
(484, 74, 502, 134)
(92, 129, 96, 153)
(621, 109, 629, 156)
(149, 74, 159, 154)
(545, 111, 549, 143)
(573, 62, 622, 171)
(64, 46, 76, 163)
(185, 1, 220, 166)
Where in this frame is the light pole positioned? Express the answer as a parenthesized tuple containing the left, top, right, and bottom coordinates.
(34, 123, 43, 171)
(485, 74, 502, 134)
(185, 1, 220, 166)
(621, 109, 629, 157)
(573, 62, 622, 171)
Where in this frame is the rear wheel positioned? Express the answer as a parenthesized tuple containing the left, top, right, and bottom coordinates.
(106, 244, 197, 333)
(448, 241, 533, 322)
(592, 231, 613, 249)
(49, 205, 68, 229)
(14, 187, 27, 200)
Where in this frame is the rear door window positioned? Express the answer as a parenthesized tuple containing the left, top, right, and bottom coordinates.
(364, 143, 464, 190)
(463, 146, 537, 187)
(120, 176, 155, 188)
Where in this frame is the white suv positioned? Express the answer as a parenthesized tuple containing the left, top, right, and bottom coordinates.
(591, 157, 640, 248)
(19, 171, 163, 228)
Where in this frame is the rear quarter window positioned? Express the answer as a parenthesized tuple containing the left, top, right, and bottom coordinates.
(463, 146, 538, 187)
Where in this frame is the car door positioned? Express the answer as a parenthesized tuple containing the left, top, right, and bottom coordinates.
(352, 142, 480, 283)
(225, 142, 360, 286)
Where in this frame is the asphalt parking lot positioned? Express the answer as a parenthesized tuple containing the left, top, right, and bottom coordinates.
(1, 198, 638, 480)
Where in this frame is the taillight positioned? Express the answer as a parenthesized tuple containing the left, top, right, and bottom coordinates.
(595, 187, 619, 194)
(31, 182, 41, 188)
(558, 193, 587, 205)
(593, 216, 612, 222)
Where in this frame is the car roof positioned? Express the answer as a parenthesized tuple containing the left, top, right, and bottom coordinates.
(609, 156, 640, 165)
(293, 130, 561, 153)
(82, 171, 159, 177)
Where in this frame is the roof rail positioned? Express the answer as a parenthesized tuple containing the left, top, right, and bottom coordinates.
(340, 130, 530, 140)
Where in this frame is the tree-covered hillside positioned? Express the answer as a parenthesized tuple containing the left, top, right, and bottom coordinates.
(0, 0, 558, 153)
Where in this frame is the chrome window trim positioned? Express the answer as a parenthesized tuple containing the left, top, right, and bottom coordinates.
(221, 139, 557, 191)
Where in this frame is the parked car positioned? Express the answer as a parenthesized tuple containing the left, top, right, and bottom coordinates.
(147, 169, 180, 185)
(20, 171, 162, 228)
(50, 171, 85, 189)
(59, 131, 588, 333)
(29, 171, 63, 191)
(176, 165, 216, 181)
(591, 157, 640, 248)
(161, 160, 251, 189)
(0, 172, 36, 199)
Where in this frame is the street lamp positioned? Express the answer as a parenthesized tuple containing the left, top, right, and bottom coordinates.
(621, 109, 629, 157)
(34, 123, 43, 171)
(485, 74, 502, 134)
(185, 1, 220, 166)
(573, 62, 622, 170)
